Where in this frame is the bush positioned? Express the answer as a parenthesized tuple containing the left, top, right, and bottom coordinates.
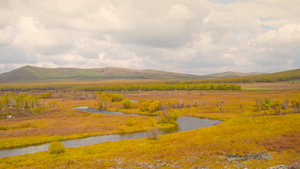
(48, 100, 59, 108)
(138, 100, 161, 113)
(262, 98, 272, 110)
(96, 92, 124, 102)
(255, 99, 262, 112)
(39, 93, 52, 99)
(125, 117, 136, 126)
(272, 99, 283, 114)
(49, 141, 66, 154)
(122, 99, 131, 109)
(158, 109, 181, 126)
(147, 128, 159, 140)
(291, 98, 300, 108)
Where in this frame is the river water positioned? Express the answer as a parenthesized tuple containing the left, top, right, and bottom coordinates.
(0, 107, 221, 158)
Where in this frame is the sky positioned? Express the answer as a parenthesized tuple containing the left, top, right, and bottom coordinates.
(0, 0, 299, 75)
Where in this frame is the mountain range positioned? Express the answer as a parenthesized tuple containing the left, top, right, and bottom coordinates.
(0, 65, 263, 83)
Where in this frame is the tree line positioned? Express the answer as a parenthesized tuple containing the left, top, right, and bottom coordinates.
(0, 83, 241, 92)
(75, 83, 241, 91)
(0, 93, 38, 110)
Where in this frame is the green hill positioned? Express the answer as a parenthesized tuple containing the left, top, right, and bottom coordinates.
(188, 68, 300, 83)
(0, 66, 206, 83)
(2, 65, 297, 84)
(208, 71, 263, 78)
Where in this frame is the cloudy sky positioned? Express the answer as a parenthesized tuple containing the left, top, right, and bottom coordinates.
(0, 0, 299, 75)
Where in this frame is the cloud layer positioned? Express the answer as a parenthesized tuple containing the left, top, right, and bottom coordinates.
(0, 0, 299, 74)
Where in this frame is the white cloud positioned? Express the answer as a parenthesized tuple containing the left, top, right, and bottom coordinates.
(0, 26, 13, 44)
(255, 24, 300, 46)
(13, 16, 72, 53)
(166, 4, 192, 20)
(0, 0, 299, 74)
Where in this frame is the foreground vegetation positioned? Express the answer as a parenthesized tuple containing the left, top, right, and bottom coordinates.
(1, 112, 299, 168)
(0, 82, 299, 168)
(0, 96, 175, 150)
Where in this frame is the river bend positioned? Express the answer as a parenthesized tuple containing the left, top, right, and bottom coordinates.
(0, 107, 221, 158)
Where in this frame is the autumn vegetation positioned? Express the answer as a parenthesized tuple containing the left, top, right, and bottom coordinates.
(48, 141, 66, 154)
(0, 78, 299, 168)
(186, 68, 300, 83)
(0, 82, 241, 92)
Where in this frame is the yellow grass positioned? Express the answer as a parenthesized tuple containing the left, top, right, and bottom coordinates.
(0, 89, 300, 168)
(0, 99, 174, 149)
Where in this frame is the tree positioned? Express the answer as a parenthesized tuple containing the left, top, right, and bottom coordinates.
(16, 93, 25, 104)
(1, 93, 11, 109)
(48, 100, 58, 109)
(16, 93, 25, 109)
(25, 94, 37, 108)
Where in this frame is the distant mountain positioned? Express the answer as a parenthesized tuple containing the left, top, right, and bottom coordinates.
(0, 66, 198, 83)
(208, 71, 263, 78)
(0, 65, 265, 83)
(196, 68, 300, 83)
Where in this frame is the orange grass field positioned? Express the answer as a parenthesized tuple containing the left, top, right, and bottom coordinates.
(0, 83, 300, 168)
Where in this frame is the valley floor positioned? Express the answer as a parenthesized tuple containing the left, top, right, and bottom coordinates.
(0, 87, 300, 168)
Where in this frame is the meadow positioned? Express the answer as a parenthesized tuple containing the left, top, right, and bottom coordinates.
(0, 82, 299, 168)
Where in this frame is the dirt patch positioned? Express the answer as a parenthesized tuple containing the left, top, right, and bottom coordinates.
(226, 152, 271, 161)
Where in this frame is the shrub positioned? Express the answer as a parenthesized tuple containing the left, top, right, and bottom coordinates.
(125, 117, 136, 126)
(122, 99, 131, 109)
(158, 109, 181, 126)
(255, 99, 262, 112)
(167, 109, 181, 120)
(49, 141, 66, 154)
(193, 100, 199, 107)
(185, 103, 191, 109)
(262, 98, 272, 110)
(118, 125, 126, 133)
(39, 93, 52, 99)
(138, 100, 161, 112)
(96, 92, 124, 102)
(272, 99, 283, 114)
(48, 100, 59, 108)
(291, 98, 300, 108)
(177, 99, 184, 108)
(147, 128, 159, 140)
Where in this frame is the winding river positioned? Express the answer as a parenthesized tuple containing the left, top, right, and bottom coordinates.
(0, 106, 221, 158)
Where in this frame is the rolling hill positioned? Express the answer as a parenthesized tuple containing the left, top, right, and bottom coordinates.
(191, 68, 300, 83)
(208, 71, 263, 78)
(0, 65, 265, 83)
(0, 65, 203, 83)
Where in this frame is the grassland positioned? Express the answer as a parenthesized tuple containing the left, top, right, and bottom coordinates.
(290, 79, 300, 82)
(0, 99, 173, 150)
(0, 82, 300, 168)
(1, 113, 299, 168)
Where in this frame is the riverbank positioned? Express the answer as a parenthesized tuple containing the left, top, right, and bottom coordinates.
(0, 104, 175, 150)
(1, 113, 299, 168)
(0, 108, 220, 158)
